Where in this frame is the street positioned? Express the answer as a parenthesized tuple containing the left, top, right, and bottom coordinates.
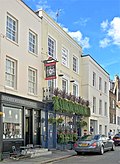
(52, 146, 120, 164)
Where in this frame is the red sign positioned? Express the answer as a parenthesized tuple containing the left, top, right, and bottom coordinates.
(44, 59, 57, 80)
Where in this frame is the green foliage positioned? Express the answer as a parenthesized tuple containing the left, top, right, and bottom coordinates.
(52, 96, 90, 117)
(77, 121, 87, 127)
(48, 117, 56, 124)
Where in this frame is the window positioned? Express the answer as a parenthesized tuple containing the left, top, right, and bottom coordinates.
(99, 125, 102, 134)
(93, 72, 96, 86)
(104, 102, 107, 116)
(48, 36, 56, 58)
(62, 78, 68, 93)
(62, 47, 68, 67)
(112, 99, 115, 109)
(105, 126, 107, 136)
(93, 97, 96, 113)
(5, 57, 16, 89)
(104, 81, 107, 94)
(28, 67, 37, 95)
(99, 99, 102, 115)
(3, 106, 22, 139)
(6, 13, 18, 42)
(48, 79, 56, 89)
(99, 77, 102, 90)
(73, 83, 78, 97)
(73, 56, 78, 73)
(29, 30, 37, 54)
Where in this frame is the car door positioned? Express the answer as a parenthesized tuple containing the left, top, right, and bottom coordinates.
(101, 135, 109, 150)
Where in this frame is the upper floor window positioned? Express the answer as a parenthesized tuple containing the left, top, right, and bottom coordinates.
(93, 97, 96, 113)
(93, 72, 96, 87)
(5, 57, 16, 89)
(28, 67, 37, 95)
(73, 56, 78, 73)
(62, 78, 68, 93)
(104, 81, 107, 94)
(99, 99, 102, 115)
(6, 13, 18, 42)
(99, 77, 102, 91)
(29, 30, 37, 54)
(48, 36, 56, 58)
(62, 47, 68, 67)
(73, 83, 78, 97)
(104, 102, 107, 116)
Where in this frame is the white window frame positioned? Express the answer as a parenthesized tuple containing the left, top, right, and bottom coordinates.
(93, 72, 96, 87)
(73, 82, 79, 97)
(62, 47, 68, 67)
(48, 36, 56, 58)
(28, 67, 37, 95)
(73, 55, 78, 73)
(62, 78, 68, 93)
(5, 57, 16, 89)
(29, 30, 37, 54)
(6, 13, 18, 43)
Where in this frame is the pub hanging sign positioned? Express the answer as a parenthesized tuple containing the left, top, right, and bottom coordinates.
(44, 57, 57, 80)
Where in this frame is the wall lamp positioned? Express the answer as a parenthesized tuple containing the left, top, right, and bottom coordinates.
(70, 80, 75, 83)
(58, 74, 64, 77)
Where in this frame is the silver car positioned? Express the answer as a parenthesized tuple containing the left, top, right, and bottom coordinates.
(74, 134, 115, 155)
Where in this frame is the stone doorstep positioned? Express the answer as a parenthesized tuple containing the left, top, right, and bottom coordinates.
(24, 148, 52, 158)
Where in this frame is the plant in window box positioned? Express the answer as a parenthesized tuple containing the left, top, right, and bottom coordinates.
(48, 117, 56, 124)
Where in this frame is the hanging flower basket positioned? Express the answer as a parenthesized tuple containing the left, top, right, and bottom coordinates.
(57, 117, 64, 124)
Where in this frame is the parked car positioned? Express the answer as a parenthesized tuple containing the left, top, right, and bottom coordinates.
(113, 133, 120, 146)
(74, 134, 115, 155)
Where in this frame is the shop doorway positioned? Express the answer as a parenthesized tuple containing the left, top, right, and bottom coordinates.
(25, 110, 32, 145)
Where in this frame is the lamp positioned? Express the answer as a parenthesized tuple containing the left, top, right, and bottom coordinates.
(70, 79, 75, 83)
(58, 74, 63, 77)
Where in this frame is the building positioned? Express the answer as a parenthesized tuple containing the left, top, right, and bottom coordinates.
(81, 55, 110, 135)
(0, 0, 45, 157)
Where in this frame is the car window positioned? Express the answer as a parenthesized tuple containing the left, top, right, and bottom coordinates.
(115, 134, 120, 137)
(80, 135, 93, 141)
(93, 135, 100, 140)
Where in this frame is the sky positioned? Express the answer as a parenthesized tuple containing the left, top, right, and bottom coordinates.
(23, 0, 120, 80)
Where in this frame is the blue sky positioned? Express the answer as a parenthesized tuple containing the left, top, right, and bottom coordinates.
(23, 0, 120, 80)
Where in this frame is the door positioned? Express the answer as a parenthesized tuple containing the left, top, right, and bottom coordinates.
(34, 110, 40, 146)
(25, 110, 32, 145)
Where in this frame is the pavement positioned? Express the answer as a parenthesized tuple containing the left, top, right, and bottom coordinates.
(0, 149, 76, 164)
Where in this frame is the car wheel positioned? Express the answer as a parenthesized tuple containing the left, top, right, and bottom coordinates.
(111, 144, 115, 151)
(99, 146, 104, 155)
(77, 152, 82, 155)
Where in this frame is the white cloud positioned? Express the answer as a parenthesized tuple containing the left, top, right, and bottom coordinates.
(100, 17, 120, 48)
(74, 18, 90, 27)
(99, 38, 111, 48)
(101, 20, 108, 31)
(63, 27, 90, 49)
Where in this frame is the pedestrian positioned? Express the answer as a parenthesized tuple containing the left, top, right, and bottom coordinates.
(108, 129, 113, 139)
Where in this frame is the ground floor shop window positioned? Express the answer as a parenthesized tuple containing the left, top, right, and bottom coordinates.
(3, 106, 22, 139)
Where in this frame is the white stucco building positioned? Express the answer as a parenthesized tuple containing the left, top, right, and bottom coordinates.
(81, 55, 110, 135)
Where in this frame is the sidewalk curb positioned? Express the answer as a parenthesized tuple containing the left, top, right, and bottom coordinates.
(39, 154, 75, 164)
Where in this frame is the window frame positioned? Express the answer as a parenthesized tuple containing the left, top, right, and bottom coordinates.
(73, 55, 78, 73)
(28, 67, 37, 95)
(6, 13, 18, 43)
(48, 36, 56, 58)
(5, 57, 17, 89)
(62, 78, 68, 93)
(29, 30, 37, 54)
(93, 97, 96, 113)
(93, 72, 96, 87)
(62, 47, 68, 67)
